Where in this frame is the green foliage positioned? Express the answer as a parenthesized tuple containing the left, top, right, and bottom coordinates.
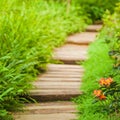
(102, 3, 120, 70)
(74, 0, 120, 22)
(74, 35, 116, 119)
(93, 78, 120, 114)
(75, 3, 120, 119)
(81, 37, 113, 92)
(0, 0, 88, 119)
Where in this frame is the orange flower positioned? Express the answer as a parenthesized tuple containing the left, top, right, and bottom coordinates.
(99, 78, 106, 86)
(93, 90, 102, 97)
(106, 77, 113, 86)
(93, 90, 106, 100)
(99, 77, 113, 86)
(98, 94, 106, 100)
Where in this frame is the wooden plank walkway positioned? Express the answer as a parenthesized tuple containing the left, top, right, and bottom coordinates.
(67, 32, 97, 45)
(14, 24, 102, 120)
(86, 24, 102, 32)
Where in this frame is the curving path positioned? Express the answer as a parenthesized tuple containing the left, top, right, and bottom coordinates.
(14, 24, 102, 120)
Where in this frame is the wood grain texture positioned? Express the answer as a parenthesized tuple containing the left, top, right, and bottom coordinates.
(86, 24, 102, 32)
(67, 32, 97, 45)
(53, 44, 88, 64)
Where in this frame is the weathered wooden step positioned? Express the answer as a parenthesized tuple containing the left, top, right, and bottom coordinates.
(32, 81, 81, 89)
(30, 88, 82, 101)
(40, 73, 83, 78)
(48, 64, 83, 69)
(14, 102, 76, 120)
(53, 44, 88, 64)
(46, 64, 84, 73)
(33, 81, 81, 88)
(86, 24, 102, 32)
(67, 32, 97, 45)
(29, 88, 82, 101)
(38, 77, 81, 82)
(28, 64, 83, 101)
(31, 89, 81, 95)
(38, 64, 84, 82)
(15, 113, 76, 120)
(16, 102, 76, 114)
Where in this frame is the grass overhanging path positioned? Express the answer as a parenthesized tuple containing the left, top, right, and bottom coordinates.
(14, 24, 102, 120)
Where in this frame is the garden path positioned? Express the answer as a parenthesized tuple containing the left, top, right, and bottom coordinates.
(14, 24, 102, 120)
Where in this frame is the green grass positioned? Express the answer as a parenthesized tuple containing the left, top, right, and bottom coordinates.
(82, 35, 113, 92)
(75, 3, 120, 119)
(74, 33, 120, 120)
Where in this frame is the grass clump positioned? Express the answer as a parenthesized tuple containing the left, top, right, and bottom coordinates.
(0, 0, 88, 119)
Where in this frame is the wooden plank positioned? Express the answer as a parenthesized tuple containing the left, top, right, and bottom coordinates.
(33, 81, 81, 88)
(48, 64, 83, 69)
(40, 73, 83, 78)
(33, 84, 80, 89)
(42, 69, 83, 73)
(33, 86, 80, 89)
(67, 32, 97, 45)
(37, 77, 81, 82)
(14, 113, 76, 120)
(25, 102, 76, 114)
(86, 24, 102, 32)
(37, 101, 75, 106)
(26, 101, 75, 106)
(28, 89, 82, 101)
(40, 72, 82, 76)
(30, 89, 81, 95)
(53, 44, 88, 63)
(33, 81, 81, 87)
(14, 102, 76, 114)
(53, 57, 86, 64)
(47, 64, 84, 72)
(33, 87, 79, 90)
(47, 68, 84, 72)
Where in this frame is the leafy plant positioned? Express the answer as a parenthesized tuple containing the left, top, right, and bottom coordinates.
(75, 3, 120, 119)
(74, 0, 120, 22)
(91, 2, 120, 117)
(93, 77, 120, 114)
